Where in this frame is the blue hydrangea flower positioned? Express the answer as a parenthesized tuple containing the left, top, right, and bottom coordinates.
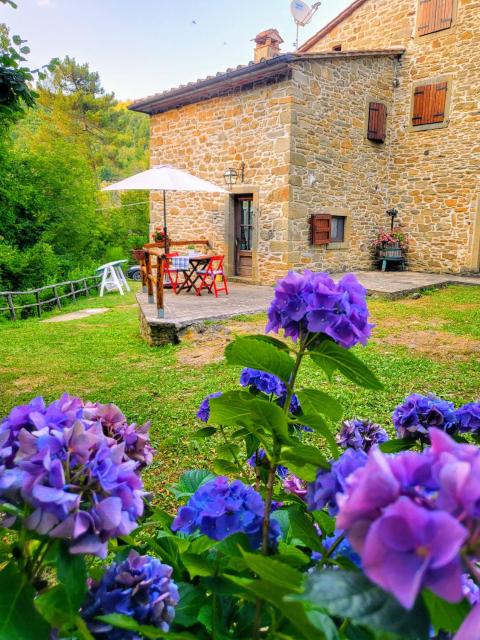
(307, 449, 368, 516)
(311, 532, 361, 568)
(247, 449, 289, 479)
(337, 418, 388, 452)
(81, 551, 179, 638)
(392, 393, 458, 441)
(240, 368, 286, 396)
(455, 402, 480, 434)
(171, 476, 281, 549)
(266, 270, 373, 348)
(196, 392, 222, 423)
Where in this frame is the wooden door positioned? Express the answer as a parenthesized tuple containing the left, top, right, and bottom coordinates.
(234, 195, 254, 277)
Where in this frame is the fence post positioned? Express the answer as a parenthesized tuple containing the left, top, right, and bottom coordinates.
(145, 252, 154, 304)
(140, 256, 147, 293)
(70, 281, 77, 302)
(6, 294, 16, 321)
(53, 286, 62, 310)
(156, 257, 165, 319)
(83, 278, 89, 296)
(34, 291, 41, 318)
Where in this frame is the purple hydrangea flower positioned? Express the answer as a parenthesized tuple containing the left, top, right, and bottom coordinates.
(247, 449, 289, 479)
(171, 476, 281, 550)
(240, 368, 286, 397)
(196, 392, 222, 423)
(463, 575, 480, 606)
(266, 270, 373, 348)
(307, 448, 368, 516)
(283, 474, 308, 501)
(337, 418, 388, 452)
(81, 550, 179, 638)
(392, 393, 457, 441)
(455, 402, 480, 434)
(0, 396, 148, 558)
(336, 429, 480, 609)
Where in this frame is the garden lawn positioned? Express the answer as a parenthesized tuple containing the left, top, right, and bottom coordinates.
(1, 284, 480, 506)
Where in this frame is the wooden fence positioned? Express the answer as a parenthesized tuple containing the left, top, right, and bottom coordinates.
(0, 275, 102, 321)
(139, 247, 165, 318)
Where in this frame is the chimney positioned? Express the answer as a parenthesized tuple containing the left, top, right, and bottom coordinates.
(253, 29, 284, 63)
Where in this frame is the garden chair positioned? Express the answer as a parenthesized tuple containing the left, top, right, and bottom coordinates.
(163, 252, 188, 294)
(194, 255, 229, 297)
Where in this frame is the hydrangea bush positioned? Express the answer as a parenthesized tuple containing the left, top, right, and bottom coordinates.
(1, 269, 480, 639)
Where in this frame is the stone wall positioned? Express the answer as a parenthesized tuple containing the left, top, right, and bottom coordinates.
(287, 55, 396, 272)
(302, 0, 480, 273)
(149, 78, 293, 283)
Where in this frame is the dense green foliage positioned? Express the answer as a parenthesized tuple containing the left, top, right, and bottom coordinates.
(0, 7, 150, 292)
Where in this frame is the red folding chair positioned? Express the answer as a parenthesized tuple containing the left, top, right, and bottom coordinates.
(163, 252, 187, 294)
(194, 255, 229, 297)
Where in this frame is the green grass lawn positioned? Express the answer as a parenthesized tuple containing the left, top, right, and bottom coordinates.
(1, 284, 480, 504)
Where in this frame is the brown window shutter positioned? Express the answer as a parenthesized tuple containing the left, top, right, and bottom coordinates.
(418, 0, 454, 36)
(412, 81, 448, 126)
(310, 214, 332, 246)
(367, 102, 387, 142)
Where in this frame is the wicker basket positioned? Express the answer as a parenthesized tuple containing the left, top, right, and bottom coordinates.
(131, 249, 146, 262)
(378, 242, 403, 259)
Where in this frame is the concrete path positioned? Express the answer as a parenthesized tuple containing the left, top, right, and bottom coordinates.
(42, 308, 110, 323)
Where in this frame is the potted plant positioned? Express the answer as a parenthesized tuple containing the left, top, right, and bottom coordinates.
(371, 228, 408, 260)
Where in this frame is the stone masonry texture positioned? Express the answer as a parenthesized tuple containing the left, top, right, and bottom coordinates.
(146, 0, 480, 282)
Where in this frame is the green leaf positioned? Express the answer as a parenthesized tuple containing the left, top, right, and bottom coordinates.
(191, 427, 217, 439)
(422, 590, 470, 633)
(225, 336, 295, 383)
(35, 585, 76, 628)
(0, 563, 50, 640)
(296, 389, 343, 421)
(278, 541, 311, 569)
(245, 334, 291, 352)
(294, 412, 339, 458)
(312, 510, 336, 537)
(283, 460, 318, 482)
(240, 550, 305, 592)
(379, 439, 417, 453)
(174, 583, 205, 628)
(96, 614, 196, 639)
(280, 443, 329, 469)
(182, 553, 217, 578)
(293, 570, 430, 639)
(216, 443, 241, 461)
(170, 470, 216, 499)
(309, 341, 383, 390)
(212, 458, 239, 476)
(306, 610, 339, 640)
(288, 507, 323, 552)
(209, 391, 291, 442)
(56, 543, 87, 614)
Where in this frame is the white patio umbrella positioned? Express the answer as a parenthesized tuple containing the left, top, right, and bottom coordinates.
(102, 165, 227, 252)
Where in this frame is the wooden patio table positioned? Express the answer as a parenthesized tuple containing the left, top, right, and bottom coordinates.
(174, 255, 211, 295)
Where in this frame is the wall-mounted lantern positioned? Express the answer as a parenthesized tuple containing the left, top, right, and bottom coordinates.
(386, 208, 399, 231)
(224, 168, 239, 186)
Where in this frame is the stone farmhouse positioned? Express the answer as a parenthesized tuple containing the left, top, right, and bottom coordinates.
(130, 0, 480, 284)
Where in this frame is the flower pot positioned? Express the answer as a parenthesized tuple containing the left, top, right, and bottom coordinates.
(378, 242, 403, 259)
(131, 249, 146, 262)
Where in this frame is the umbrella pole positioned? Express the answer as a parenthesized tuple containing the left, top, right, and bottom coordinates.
(163, 190, 168, 254)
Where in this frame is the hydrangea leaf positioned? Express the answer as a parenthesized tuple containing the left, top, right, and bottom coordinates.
(296, 389, 343, 421)
(56, 543, 87, 614)
(0, 562, 50, 640)
(182, 553, 217, 579)
(280, 443, 329, 469)
(288, 506, 324, 552)
(379, 439, 417, 453)
(170, 470, 217, 499)
(174, 583, 205, 628)
(225, 336, 295, 383)
(422, 590, 470, 633)
(308, 341, 383, 390)
(292, 570, 430, 639)
(243, 334, 291, 352)
(191, 427, 217, 439)
(312, 510, 336, 537)
(212, 458, 239, 476)
(293, 412, 339, 458)
(96, 614, 196, 639)
(209, 391, 291, 442)
(306, 610, 340, 640)
(277, 541, 311, 569)
(240, 550, 305, 592)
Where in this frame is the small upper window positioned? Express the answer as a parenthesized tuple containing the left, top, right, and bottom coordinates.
(417, 0, 454, 36)
(331, 216, 346, 243)
(367, 102, 387, 142)
(412, 81, 448, 127)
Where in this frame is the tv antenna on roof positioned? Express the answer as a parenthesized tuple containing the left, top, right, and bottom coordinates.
(290, 0, 321, 49)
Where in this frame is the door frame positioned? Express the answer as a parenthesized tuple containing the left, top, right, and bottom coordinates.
(224, 186, 259, 280)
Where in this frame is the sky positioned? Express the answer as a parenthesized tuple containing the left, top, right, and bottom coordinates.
(3, 0, 352, 101)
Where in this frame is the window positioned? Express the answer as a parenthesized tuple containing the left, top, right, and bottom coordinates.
(310, 214, 331, 245)
(412, 81, 448, 127)
(367, 102, 387, 142)
(331, 216, 346, 243)
(332, 44, 342, 51)
(417, 0, 454, 36)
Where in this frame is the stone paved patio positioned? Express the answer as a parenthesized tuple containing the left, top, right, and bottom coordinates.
(137, 272, 480, 345)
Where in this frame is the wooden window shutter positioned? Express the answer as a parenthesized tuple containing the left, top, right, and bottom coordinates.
(412, 81, 448, 126)
(310, 214, 332, 245)
(418, 0, 454, 36)
(367, 102, 387, 142)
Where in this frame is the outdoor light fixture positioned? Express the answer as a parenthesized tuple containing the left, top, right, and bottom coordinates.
(224, 168, 238, 186)
(386, 208, 399, 231)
